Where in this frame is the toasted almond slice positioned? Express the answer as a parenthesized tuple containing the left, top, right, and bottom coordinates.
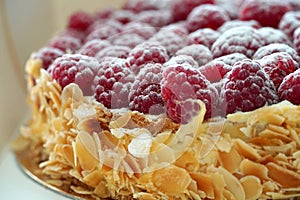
(94, 181, 110, 198)
(240, 159, 269, 180)
(266, 162, 300, 188)
(83, 170, 104, 187)
(211, 172, 226, 200)
(214, 166, 245, 200)
(240, 175, 263, 200)
(190, 172, 214, 199)
(62, 144, 75, 166)
(152, 165, 191, 195)
(218, 147, 242, 173)
(109, 111, 132, 129)
(77, 131, 98, 160)
(75, 135, 98, 172)
(267, 124, 290, 135)
(259, 129, 292, 143)
(234, 139, 261, 160)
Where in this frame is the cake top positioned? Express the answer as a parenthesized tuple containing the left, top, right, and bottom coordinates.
(27, 0, 300, 125)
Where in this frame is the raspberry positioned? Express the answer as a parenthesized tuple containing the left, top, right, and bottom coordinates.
(149, 29, 191, 56)
(185, 4, 230, 32)
(85, 21, 122, 42)
(129, 63, 164, 114)
(127, 42, 169, 74)
(111, 10, 135, 24)
(60, 28, 86, 42)
(48, 35, 82, 53)
(214, 53, 248, 66)
(160, 22, 189, 35)
(239, 0, 292, 28)
(161, 64, 218, 123)
(200, 60, 232, 83)
(77, 39, 111, 57)
(93, 58, 135, 108)
(33, 47, 64, 69)
(175, 44, 213, 67)
(49, 54, 99, 95)
(278, 69, 300, 105)
(220, 59, 278, 115)
(171, 0, 215, 22)
(189, 28, 220, 49)
(217, 20, 261, 33)
(211, 26, 264, 58)
(258, 27, 292, 46)
(279, 11, 300, 39)
(95, 46, 131, 60)
(135, 10, 173, 27)
(122, 0, 161, 13)
(123, 22, 157, 39)
(293, 27, 300, 55)
(164, 55, 199, 68)
(110, 32, 145, 48)
(253, 43, 300, 65)
(94, 7, 115, 20)
(215, 0, 240, 19)
(87, 19, 123, 35)
(258, 52, 298, 90)
(67, 10, 94, 32)
(287, 0, 300, 11)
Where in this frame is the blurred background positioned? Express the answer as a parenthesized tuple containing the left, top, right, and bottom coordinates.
(0, 0, 125, 153)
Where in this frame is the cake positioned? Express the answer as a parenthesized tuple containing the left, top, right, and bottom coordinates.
(13, 0, 300, 199)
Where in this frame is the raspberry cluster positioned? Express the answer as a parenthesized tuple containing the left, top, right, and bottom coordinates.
(36, 0, 300, 124)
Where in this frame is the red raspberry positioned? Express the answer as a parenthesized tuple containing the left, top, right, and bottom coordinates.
(200, 60, 232, 83)
(211, 26, 264, 58)
(94, 7, 115, 20)
(87, 19, 123, 35)
(33, 47, 64, 69)
(67, 10, 94, 32)
(85, 20, 122, 42)
(215, 0, 240, 19)
(127, 42, 169, 74)
(77, 39, 111, 57)
(175, 44, 213, 67)
(217, 19, 261, 33)
(279, 11, 300, 39)
(49, 54, 99, 95)
(164, 55, 199, 68)
(189, 28, 220, 49)
(48, 35, 82, 53)
(171, 0, 215, 22)
(60, 28, 86, 42)
(185, 4, 230, 32)
(258, 27, 292, 46)
(253, 43, 300, 65)
(129, 63, 165, 114)
(287, 0, 300, 11)
(123, 21, 157, 39)
(258, 52, 298, 90)
(149, 29, 191, 56)
(160, 22, 189, 35)
(239, 0, 292, 28)
(95, 46, 131, 60)
(161, 64, 219, 123)
(111, 10, 135, 24)
(214, 53, 248, 66)
(220, 59, 278, 115)
(135, 10, 173, 27)
(110, 32, 145, 49)
(278, 69, 300, 105)
(293, 27, 300, 55)
(93, 58, 135, 108)
(122, 0, 161, 13)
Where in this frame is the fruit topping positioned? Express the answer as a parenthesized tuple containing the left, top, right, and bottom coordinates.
(93, 58, 134, 108)
(127, 42, 169, 74)
(188, 28, 220, 49)
(95, 46, 131, 60)
(161, 64, 218, 123)
(77, 39, 111, 57)
(33, 47, 64, 69)
(129, 63, 164, 114)
(220, 59, 278, 115)
(48, 54, 99, 95)
(278, 68, 300, 105)
(67, 10, 94, 32)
